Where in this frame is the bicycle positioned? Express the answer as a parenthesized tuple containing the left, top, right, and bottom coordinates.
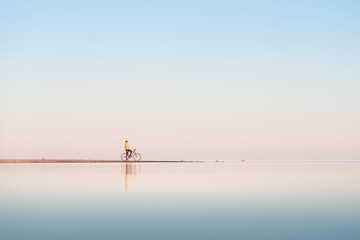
(121, 149, 142, 161)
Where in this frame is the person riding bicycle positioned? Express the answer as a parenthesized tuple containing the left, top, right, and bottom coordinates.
(125, 140, 132, 159)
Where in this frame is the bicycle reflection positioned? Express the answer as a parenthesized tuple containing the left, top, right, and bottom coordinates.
(122, 163, 141, 191)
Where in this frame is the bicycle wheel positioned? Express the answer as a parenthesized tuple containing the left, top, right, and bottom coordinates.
(133, 153, 141, 161)
(121, 153, 127, 161)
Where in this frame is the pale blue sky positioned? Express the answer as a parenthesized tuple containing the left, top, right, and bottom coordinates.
(0, 0, 359, 160)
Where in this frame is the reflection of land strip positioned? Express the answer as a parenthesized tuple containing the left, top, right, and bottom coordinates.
(0, 159, 203, 163)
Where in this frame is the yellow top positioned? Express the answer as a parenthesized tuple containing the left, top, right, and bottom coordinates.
(125, 142, 130, 150)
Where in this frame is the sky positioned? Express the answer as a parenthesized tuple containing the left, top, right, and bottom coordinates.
(0, 0, 359, 160)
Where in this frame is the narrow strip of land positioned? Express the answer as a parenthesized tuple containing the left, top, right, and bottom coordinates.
(0, 159, 202, 163)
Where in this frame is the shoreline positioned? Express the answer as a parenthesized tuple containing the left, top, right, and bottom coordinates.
(0, 159, 202, 163)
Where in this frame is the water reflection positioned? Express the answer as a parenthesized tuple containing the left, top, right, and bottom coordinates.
(121, 163, 141, 191)
(0, 162, 359, 240)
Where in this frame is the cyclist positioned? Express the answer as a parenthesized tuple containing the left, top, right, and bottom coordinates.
(125, 140, 132, 159)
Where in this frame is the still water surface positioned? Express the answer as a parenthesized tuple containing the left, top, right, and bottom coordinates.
(0, 161, 359, 240)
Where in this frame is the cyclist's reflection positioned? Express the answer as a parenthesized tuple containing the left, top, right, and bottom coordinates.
(123, 163, 141, 191)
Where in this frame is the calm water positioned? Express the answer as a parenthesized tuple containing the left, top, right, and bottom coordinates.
(0, 161, 359, 240)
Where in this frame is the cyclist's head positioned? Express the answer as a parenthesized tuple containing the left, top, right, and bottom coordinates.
(125, 140, 128, 142)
